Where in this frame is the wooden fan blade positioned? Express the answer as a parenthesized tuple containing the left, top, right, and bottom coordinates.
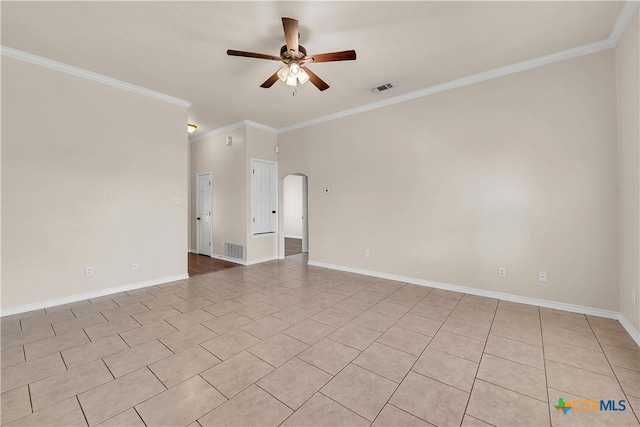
(305, 50, 357, 63)
(227, 50, 281, 61)
(302, 66, 329, 91)
(282, 17, 299, 55)
(260, 71, 280, 88)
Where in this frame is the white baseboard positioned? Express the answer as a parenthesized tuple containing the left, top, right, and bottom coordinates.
(284, 235, 303, 239)
(210, 253, 246, 265)
(618, 314, 640, 347)
(188, 248, 197, 253)
(210, 253, 278, 266)
(246, 256, 279, 266)
(308, 260, 620, 320)
(0, 274, 189, 317)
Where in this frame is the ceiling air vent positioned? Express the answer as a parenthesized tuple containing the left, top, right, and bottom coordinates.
(371, 83, 393, 93)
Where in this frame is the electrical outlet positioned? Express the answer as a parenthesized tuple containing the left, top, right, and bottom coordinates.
(173, 197, 182, 205)
(132, 261, 138, 270)
(539, 271, 547, 282)
(498, 267, 506, 278)
(85, 266, 94, 277)
(364, 250, 370, 258)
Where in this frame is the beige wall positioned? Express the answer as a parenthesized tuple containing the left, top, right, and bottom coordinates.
(278, 49, 619, 311)
(1, 57, 188, 310)
(189, 125, 278, 263)
(189, 127, 248, 258)
(616, 10, 640, 331)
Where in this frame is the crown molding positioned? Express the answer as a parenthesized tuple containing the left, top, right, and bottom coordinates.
(277, 1, 637, 134)
(1, 45, 191, 109)
(189, 119, 276, 143)
(244, 120, 278, 134)
(609, 1, 639, 46)
(278, 38, 611, 134)
(189, 120, 247, 143)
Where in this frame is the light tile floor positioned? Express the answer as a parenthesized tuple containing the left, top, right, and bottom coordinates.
(1, 254, 639, 426)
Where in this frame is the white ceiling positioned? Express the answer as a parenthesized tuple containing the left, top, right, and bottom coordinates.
(1, 1, 624, 137)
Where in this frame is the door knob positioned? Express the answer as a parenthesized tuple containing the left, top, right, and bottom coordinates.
(197, 217, 201, 220)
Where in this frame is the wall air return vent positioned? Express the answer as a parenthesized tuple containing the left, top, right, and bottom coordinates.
(371, 83, 393, 93)
(223, 242, 245, 260)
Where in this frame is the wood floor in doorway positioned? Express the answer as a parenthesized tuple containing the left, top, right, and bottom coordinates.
(285, 237, 303, 257)
(188, 252, 239, 276)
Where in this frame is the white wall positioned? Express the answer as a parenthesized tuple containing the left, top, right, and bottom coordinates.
(1, 57, 188, 310)
(284, 175, 304, 238)
(615, 10, 640, 332)
(278, 49, 619, 311)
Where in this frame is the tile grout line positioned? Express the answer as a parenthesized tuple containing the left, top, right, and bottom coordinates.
(367, 287, 455, 426)
(458, 297, 500, 426)
(133, 406, 149, 426)
(280, 283, 434, 426)
(586, 316, 640, 424)
(542, 306, 562, 426)
(4, 260, 638, 427)
(75, 395, 90, 427)
(27, 383, 34, 415)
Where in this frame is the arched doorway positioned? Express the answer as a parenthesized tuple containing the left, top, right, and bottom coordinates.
(283, 174, 308, 256)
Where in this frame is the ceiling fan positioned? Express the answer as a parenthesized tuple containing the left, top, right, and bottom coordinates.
(227, 17, 356, 92)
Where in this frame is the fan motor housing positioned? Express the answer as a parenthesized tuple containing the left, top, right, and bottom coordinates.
(280, 44, 307, 60)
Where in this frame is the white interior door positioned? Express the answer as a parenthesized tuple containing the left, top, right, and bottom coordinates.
(196, 173, 212, 256)
(252, 159, 278, 235)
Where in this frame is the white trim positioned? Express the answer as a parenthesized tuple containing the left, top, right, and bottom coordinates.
(190, 120, 277, 144)
(195, 172, 213, 257)
(252, 232, 277, 239)
(618, 313, 640, 347)
(188, 2, 639, 139)
(1, 46, 190, 108)
(190, 121, 247, 143)
(0, 274, 188, 317)
(246, 256, 279, 266)
(278, 39, 611, 134)
(307, 260, 620, 320)
(284, 235, 303, 239)
(188, 248, 197, 253)
(210, 253, 246, 265)
(244, 120, 278, 134)
(608, 1, 639, 46)
(209, 253, 278, 266)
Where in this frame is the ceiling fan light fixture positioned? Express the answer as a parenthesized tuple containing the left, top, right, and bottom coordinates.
(289, 62, 301, 76)
(187, 123, 197, 134)
(286, 75, 298, 86)
(277, 66, 290, 82)
(297, 69, 309, 85)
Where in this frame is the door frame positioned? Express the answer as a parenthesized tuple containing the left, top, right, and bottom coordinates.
(282, 173, 309, 256)
(301, 175, 309, 253)
(196, 172, 213, 257)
